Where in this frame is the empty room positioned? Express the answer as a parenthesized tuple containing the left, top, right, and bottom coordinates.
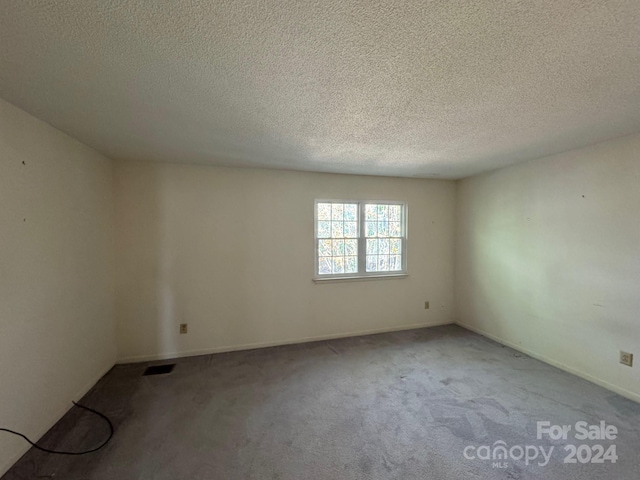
(1, 1, 639, 479)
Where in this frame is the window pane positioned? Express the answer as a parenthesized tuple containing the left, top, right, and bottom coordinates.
(365, 204, 377, 221)
(318, 239, 332, 257)
(332, 239, 344, 256)
(378, 238, 390, 254)
(377, 205, 388, 220)
(366, 221, 377, 237)
(378, 221, 388, 237)
(319, 257, 332, 275)
(344, 221, 357, 238)
(318, 203, 331, 220)
(378, 255, 389, 271)
(331, 204, 343, 221)
(389, 205, 401, 221)
(390, 255, 402, 271)
(332, 257, 344, 274)
(345, 256, 357, 273)
(366, 255, 377, 272)
(366, 238, 378, 254)
(344, 204, 358, 221)
(331, 221, 343, 238)
(345, 239, 358, 256)
(389, 221, 401, 237)
(390, 238, 402, 254)
(318, 221, 331, 238)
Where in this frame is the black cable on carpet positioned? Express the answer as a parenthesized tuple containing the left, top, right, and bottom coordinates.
(0, 401, 113, 455)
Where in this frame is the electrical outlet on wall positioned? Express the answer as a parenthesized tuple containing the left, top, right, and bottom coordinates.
(620, 351, 633, 367)
(179, 323, 188, 334)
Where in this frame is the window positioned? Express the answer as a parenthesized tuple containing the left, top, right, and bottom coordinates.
(315, 200, 406, 279)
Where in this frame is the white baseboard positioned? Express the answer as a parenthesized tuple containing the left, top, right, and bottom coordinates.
(117, 320, 455, 364)
(0, 361, 115, 478)
(455, 320, 640, 404)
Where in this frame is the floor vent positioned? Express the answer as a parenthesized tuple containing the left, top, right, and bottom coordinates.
(143, 364, 175, 376)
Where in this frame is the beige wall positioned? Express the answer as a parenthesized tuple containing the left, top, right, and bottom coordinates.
(455, 133, 640, 402)
(0, 99, 116, 475)
(114, 161, 456, 362)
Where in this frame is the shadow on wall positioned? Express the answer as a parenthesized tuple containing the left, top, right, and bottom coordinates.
(115, 164, 167, 358)
(459, 179, 562, 344)
(115, 164, 262, 360)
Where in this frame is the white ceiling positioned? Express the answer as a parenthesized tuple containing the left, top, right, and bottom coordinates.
(1, 1, 639, 179)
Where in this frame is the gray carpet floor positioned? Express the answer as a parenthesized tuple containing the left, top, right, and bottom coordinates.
(3, 325, 640, 479)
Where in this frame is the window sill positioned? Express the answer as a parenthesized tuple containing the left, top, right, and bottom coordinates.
(313, 273, 408, 284)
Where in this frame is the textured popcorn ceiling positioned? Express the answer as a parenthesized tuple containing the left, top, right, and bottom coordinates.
(1, 1, 640, 178)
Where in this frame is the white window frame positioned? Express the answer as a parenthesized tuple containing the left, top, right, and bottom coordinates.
(313, 199, 408, 282)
